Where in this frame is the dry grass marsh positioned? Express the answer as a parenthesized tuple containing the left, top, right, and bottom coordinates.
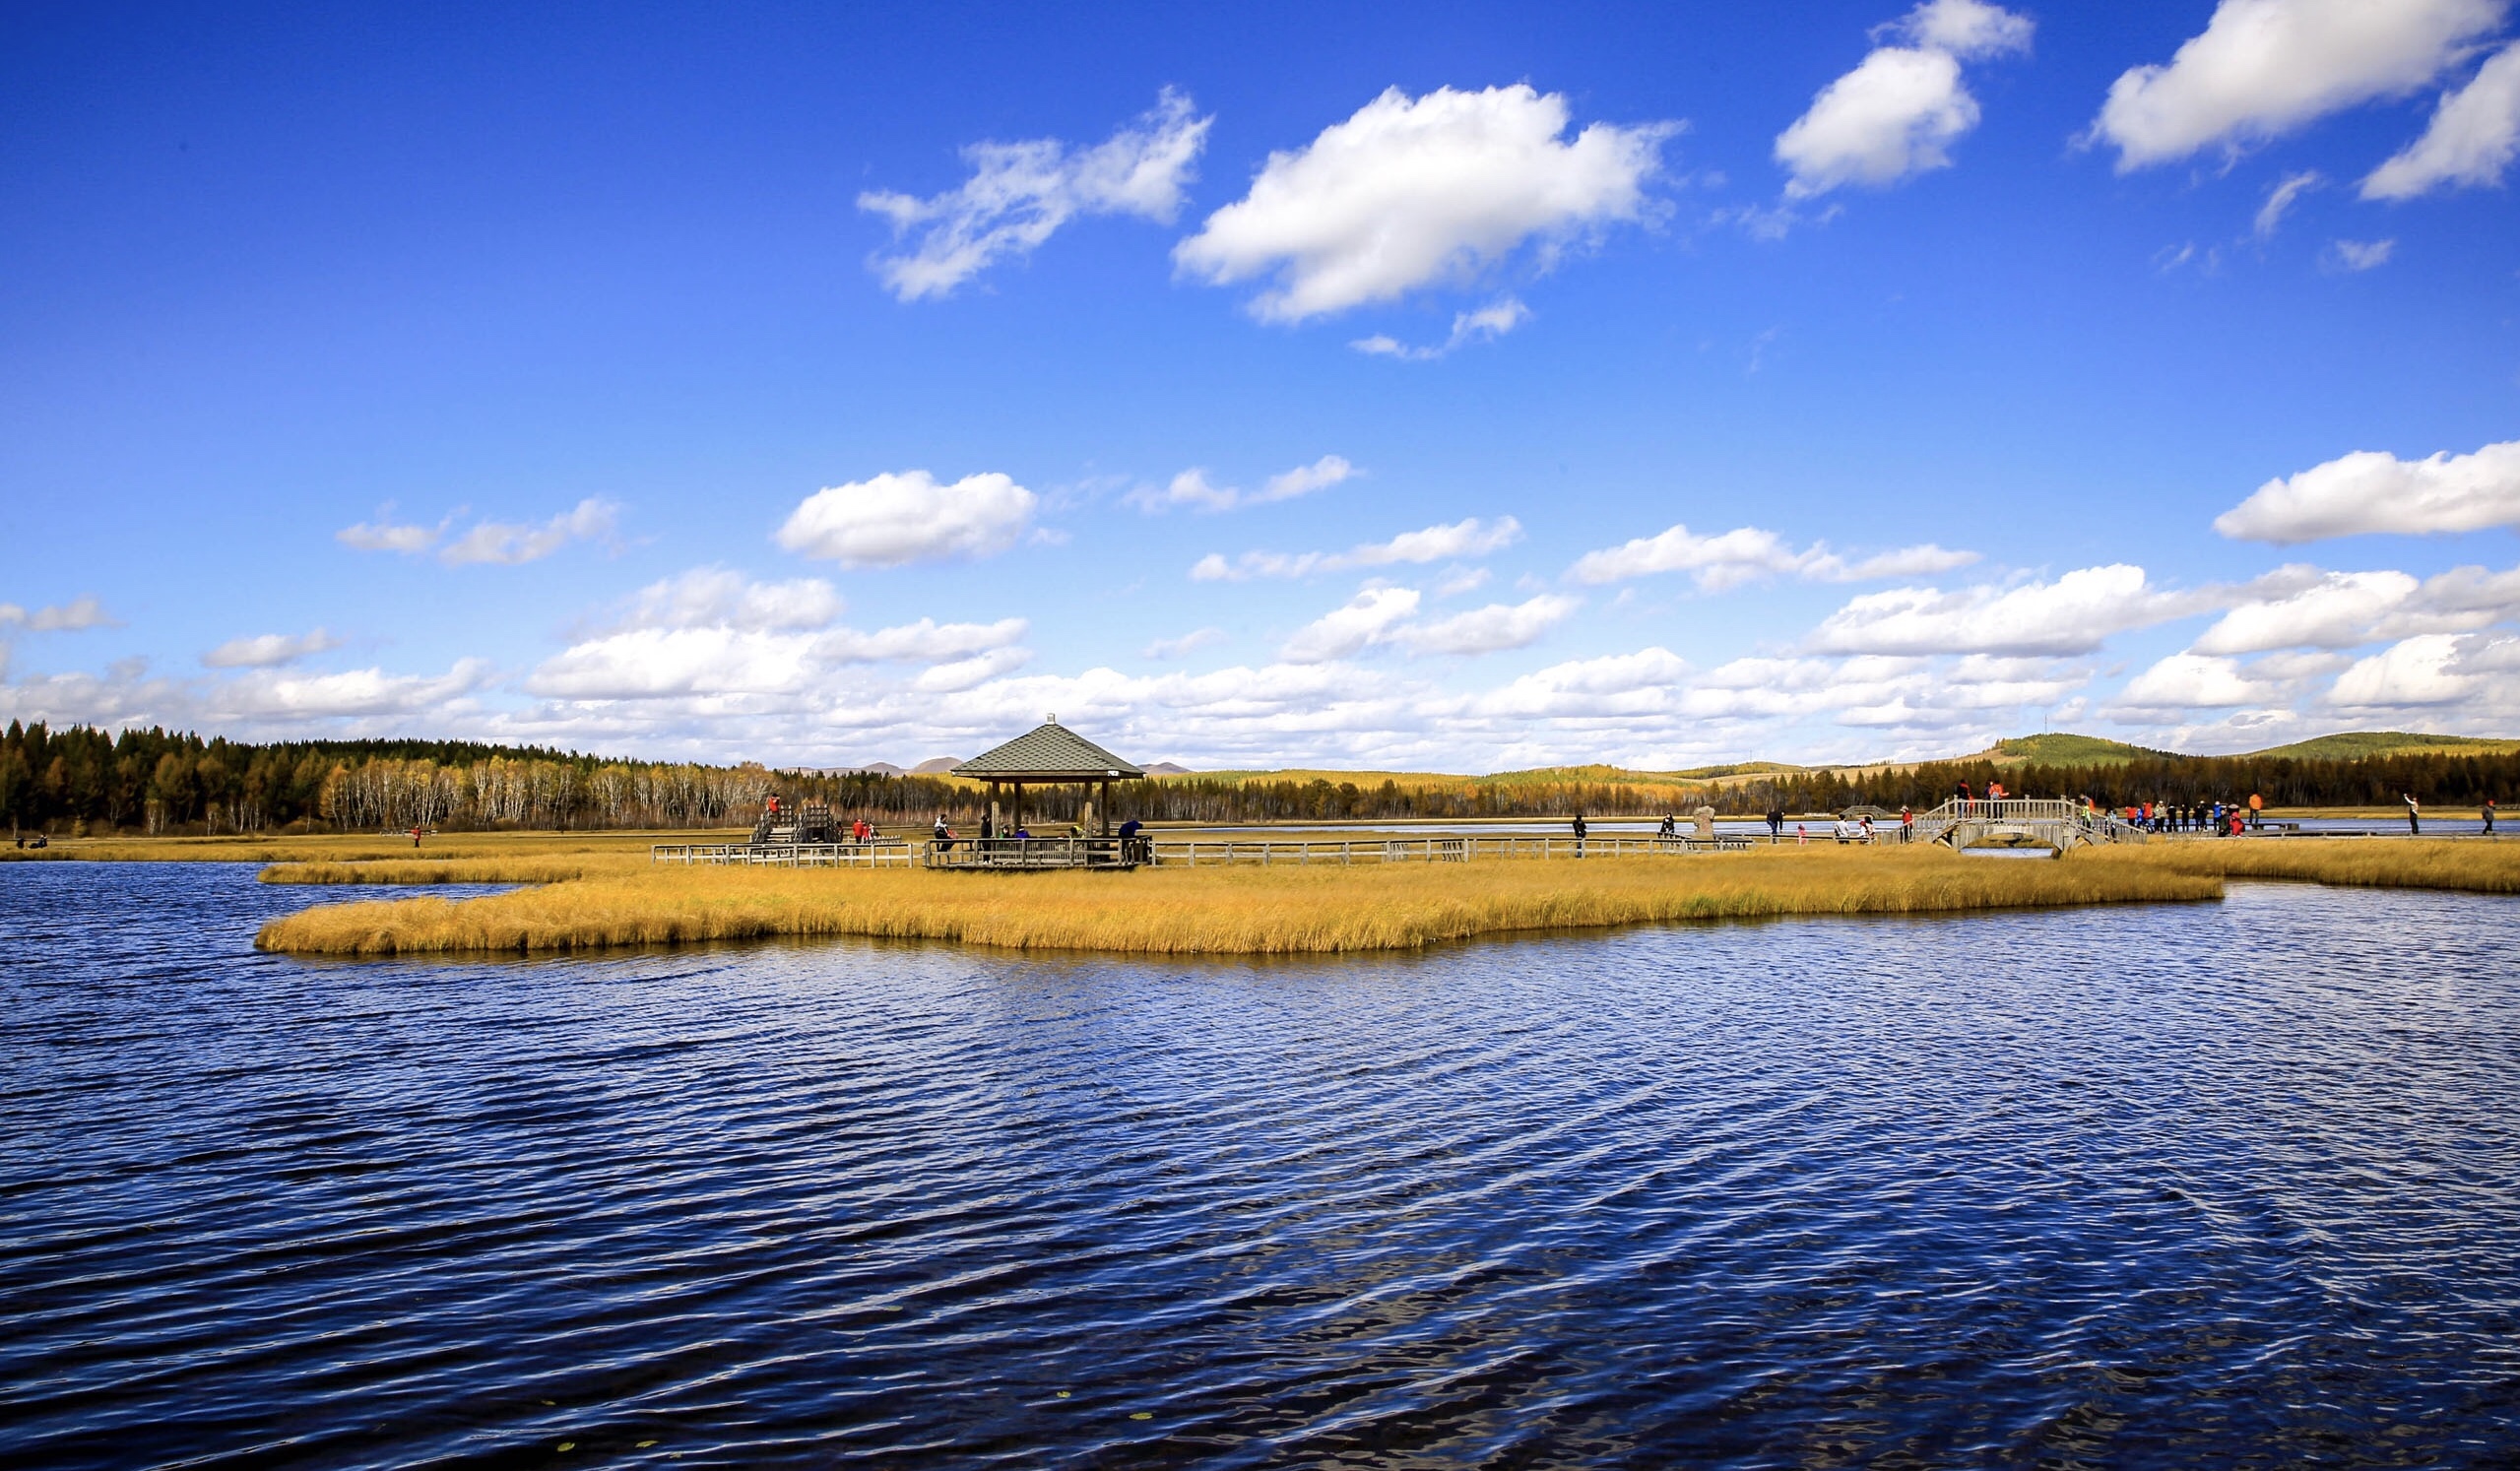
(254, 845, 2247, 957)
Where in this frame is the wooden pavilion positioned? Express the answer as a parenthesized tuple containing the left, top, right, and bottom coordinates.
(938, 717, 1146, 868)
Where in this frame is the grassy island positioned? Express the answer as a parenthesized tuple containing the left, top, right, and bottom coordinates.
(242, 839, 2520, 958)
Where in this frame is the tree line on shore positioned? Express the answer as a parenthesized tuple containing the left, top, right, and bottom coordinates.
(2, 720, 2508, 836)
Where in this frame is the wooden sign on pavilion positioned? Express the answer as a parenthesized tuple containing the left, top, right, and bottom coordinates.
(952, 716, 1144, 839)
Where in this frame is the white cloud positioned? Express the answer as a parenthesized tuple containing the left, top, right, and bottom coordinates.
(2091, 0, 2504, 169)
(2192, 568, 2421, 652)
(1281, 586, 1423, 663)
(1351, 298, 1531, 359)
(202, 629, 345, 669)
(2120, 652, 2286, 708)
(2325, 236, 2396, 270)
(1435, 566, 1493, 597)
(1399, 594, 1582, 655)
(1175, 85, 1675, 321)
(623, 567, 845, 632)
(913, 648, 1033, 692)
(2364, 40, 2520, 197)
(1569, 521, 1978, 590)
(2215, 440, 2520, 542)
(819, 617, 1028, 664)
(1807, 564, 2186, 656)
(1130, 454, 1357, 513)
(0, 595, 120, 632)
(2254, 168, 2324, 236)
(214, 660, 494, 721)
(1142, 627, 1227, 660)
(859, 90, 1210, 300)
(527, 615, 1026, 700)
(1776, 0, 2034, 200)
(337, 500, 617, 566)
(1261, 455, 1359, 503)
(777, 470, 1036, 566)
(335, 509, 446, 555)
(440, 499, 619, 566)
(1471, 647, 1690, 718)
(1194, 517, 1523, 581)
(2329, 632, 2483, 706)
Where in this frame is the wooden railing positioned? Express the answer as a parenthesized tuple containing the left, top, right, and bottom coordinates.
(652, 840, 916, 867)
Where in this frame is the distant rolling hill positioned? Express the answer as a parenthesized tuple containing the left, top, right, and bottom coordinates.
(1984, 734, 2177, 766)
(2239, 731, 2520, 761)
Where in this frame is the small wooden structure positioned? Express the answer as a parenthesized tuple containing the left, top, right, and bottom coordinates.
(936, 716, 1147, 869)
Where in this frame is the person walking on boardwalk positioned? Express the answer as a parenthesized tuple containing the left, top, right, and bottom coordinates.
(2248, 792, 2264, 831)
(1766, 805, 1784, 843)
(933, 810, 954, 852)
(2404, 794, 2421, 836)
(2487, 798, 2498, 836)
(1572, 811, 1587, 858)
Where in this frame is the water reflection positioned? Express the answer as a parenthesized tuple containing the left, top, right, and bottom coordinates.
(1, 864, 2516, 1467)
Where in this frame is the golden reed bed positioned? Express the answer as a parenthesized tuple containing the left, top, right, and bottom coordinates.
(246, 846, 2198, 957)
(245, 839, 2520, 958)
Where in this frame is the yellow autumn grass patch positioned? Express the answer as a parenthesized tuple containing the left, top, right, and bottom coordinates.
(2100, 837, 2520, 894)
(253, 845, 2231, 957)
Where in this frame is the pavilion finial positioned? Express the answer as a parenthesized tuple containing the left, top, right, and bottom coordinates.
(1046, 711, 1057, 725)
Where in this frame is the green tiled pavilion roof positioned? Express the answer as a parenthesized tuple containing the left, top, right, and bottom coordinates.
(952, 722, 1144, 780)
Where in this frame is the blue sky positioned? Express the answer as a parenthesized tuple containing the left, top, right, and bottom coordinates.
(4, 0, 2518, 770)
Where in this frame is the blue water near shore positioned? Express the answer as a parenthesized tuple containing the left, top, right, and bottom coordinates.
(4, 863, 2518, 1469)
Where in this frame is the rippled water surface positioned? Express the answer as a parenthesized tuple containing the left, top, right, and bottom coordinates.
(5, 863, 2520, 1468)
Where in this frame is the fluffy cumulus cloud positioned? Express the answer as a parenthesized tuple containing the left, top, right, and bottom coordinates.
(2364, 40, 2520, 197)
(1570, 522, 1977, 591)
(859, 91, 1210, 300)
(1193, 517, 1522, 581)
(1277, 583, 1579, 664)
(2118, 653, 2290, 710)
(776, 471, 1036, 566)
(1469, 647, 1690, 720)
(1280, 586, 1424, 663)
(1399, 594, 1582, 656)
(337, 500, 618, 567)
(529, 566, 1028, 701)
(202, 628, 344, 669)
(2192, 568, 2423, 652)
(2214, 440, 2520, 542)
(1807, 564, 2189, 656)
(622, 567, 846, 632)
(2091, 0, 2505, 169)
(1174, 85, 1675, 321)
(1129, 454, 1357, 513)
(0, 595, 119, 632)
(2328, 632, 2486, 707)
(1776, 0, 2035, 199)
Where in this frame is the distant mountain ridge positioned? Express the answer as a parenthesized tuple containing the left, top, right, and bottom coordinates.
(830, 732, 2508, 786)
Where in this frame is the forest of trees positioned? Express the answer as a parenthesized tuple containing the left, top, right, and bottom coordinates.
(3, 720, 2511, 837)
(0, 722, 963, 835)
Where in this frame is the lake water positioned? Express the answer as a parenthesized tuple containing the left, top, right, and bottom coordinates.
(4, 863, 2518, 1468)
